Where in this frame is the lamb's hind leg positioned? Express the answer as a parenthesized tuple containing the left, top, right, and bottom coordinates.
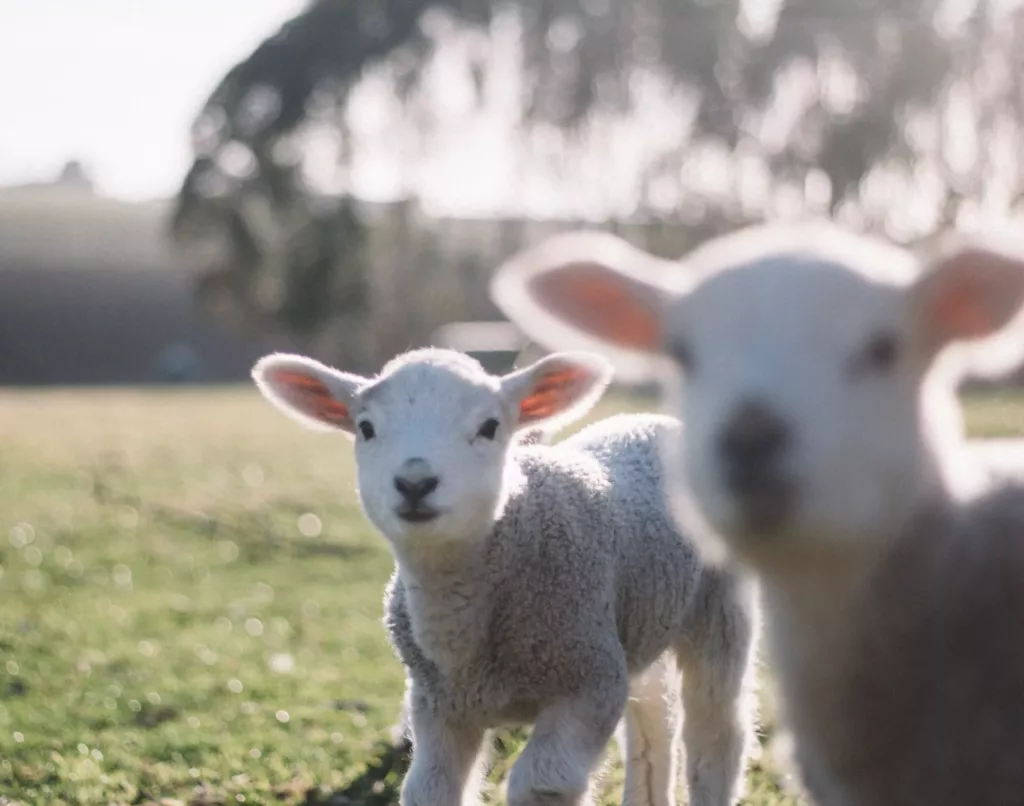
(676, 578, 759, 806)
(619, 654, 681, 806)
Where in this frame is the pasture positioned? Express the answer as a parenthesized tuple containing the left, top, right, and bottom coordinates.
(1, 385, 1022, 805)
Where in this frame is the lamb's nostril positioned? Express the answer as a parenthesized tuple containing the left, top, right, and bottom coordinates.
(718, 401, 791, 469)
(415, 476, 439, 497)
(394, 474, 440, 503)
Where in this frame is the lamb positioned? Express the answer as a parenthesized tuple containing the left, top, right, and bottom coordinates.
(489, 222, 1024, 805)
(251, 347, 759, 806)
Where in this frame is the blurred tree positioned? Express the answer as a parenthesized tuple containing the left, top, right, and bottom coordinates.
(171, 0, 1024, 351)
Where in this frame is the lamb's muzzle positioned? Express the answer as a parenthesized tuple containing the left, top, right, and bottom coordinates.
(717, 398, 796, 534)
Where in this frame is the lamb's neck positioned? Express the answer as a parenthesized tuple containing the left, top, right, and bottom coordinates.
(757, 480, 956, 797)
(759, 474, 952, 699)
(394, 537, 493, 673)
(755, 548, 872, 802)
(759, 545, 868, 674)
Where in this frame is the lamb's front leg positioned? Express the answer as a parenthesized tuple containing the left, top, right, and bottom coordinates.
(507, 675, 628, 806)
(401, 700, 487, 806)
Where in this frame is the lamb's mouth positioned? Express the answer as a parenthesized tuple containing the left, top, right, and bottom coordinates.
(396, 506, 440, 523)
(725, 471, 797, 535)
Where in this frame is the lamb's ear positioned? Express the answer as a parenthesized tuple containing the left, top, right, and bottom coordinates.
(500, 352, 613, 433)
(252, 353, 367, 435)
(910, 238, 1024, 379)
(912, 240, 1024, 364)
(490, 231, 674, 381)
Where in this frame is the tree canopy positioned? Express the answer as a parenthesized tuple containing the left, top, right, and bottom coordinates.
(171, 0, 1024, 340)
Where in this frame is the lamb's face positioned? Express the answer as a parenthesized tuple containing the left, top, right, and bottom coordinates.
(661, 256, 927, 550)
(252, 347, 612, 556)
(491, 223, 1024, 565)
(349, 361, 518, 547)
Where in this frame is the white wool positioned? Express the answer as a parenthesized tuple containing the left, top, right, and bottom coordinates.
(252, 346, 760, 806)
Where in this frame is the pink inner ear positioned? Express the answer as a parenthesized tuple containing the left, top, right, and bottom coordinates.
(528, 263, 662, 351)
(925, 248, 1024, 342)
(269, 369, 351, 426)
(930, 271, 995, 339)
(519, 366, 590, 423)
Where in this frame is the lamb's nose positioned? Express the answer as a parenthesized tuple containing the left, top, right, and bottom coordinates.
(718, 400, 791, 476)
(393, 458, 439, 504)
(717, 400, 796, 533)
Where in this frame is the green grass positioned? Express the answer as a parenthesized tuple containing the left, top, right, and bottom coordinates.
(0, 386, 1022, 805)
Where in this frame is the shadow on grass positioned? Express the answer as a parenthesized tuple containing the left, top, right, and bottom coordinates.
(305, 729, 529, 806)
(306, 737, 412, 806)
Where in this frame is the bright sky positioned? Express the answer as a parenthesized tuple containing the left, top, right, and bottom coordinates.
(0, 0, 306, 200)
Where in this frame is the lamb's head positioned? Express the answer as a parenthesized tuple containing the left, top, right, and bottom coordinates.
(490, 224, 1024, 562)
(252, 347, 611, 551)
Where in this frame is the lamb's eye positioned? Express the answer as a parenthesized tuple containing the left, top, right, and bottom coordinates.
(854, 332, 900, 374)
(669, 338, 695, 372)
(476, 418, 500, 440)
(358, 421, 376, 440)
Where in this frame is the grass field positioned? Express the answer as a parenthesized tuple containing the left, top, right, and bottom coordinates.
(1, 386, 1023, 806)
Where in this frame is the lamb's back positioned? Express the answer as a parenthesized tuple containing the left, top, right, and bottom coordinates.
(564, 413, 681, 514)
(557, 413, 720, 665)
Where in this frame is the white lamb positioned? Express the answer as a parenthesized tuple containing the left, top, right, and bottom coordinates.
(489, 222, 1024, 805)
(251, 347, 759, 806)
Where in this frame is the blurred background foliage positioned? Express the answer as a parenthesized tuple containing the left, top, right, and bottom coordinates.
(170, 0, 1024, 350)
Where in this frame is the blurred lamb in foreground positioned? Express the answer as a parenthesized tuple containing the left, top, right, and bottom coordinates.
(491, 222, 1024, 805)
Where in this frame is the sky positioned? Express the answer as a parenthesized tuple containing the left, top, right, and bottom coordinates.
(0, 0, 306, 200)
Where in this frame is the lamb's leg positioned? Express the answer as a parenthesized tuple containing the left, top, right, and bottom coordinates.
(676, 588, 758, 806)
(400, 702, 487, 806)
(507, 678, 628, 806)
(620, 656, 681, 806)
